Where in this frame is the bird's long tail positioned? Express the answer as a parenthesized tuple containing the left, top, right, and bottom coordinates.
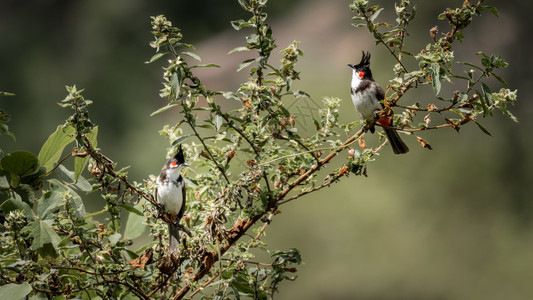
(383, 127, 409, 155)
(168, 222, 180, 253)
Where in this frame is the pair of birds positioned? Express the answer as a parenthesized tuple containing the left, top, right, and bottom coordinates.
(156, 51, 408, 252)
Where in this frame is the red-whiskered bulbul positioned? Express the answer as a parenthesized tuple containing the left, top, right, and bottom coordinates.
(156, 144, 188, 252)
(348, 51, 409, 155)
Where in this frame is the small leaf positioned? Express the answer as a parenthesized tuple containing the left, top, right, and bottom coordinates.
(0, 283, 32, 299)
(279, 106, 291, 117)
(215, 115, 223, 131)
(458, 62, 483, 71)
(108, 233, 122, 245)
(230, 19, 251, 30)
(369, 8, 384, 22)
(190, 64, 221, 69)
(150, 102, 180, 117)
(0, 91, 16, 96)
(430, 63, 441, 95)
(144, 52, 168, 64)
(181, 51, 201, 61)
(475, 121, 493, 136)
(170, 72, 181, 99)
(483, 6, 499, 17)
(481, 83, 492, 105)
(223, 91, 240, 101)
(228, 46, 250, 54)
(492, 73, 508, 87)
(475, 89, 490, 116)
(293, 90, 310, 98)
(38, 125, 75, 172)
(171, 134, 193, 146)
(237, 58, 255, 72)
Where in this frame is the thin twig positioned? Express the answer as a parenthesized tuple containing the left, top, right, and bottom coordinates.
(190, 272, 220, 297)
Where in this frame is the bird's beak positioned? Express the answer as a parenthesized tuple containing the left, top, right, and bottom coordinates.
(181, 163, 190, 167)
(347, 64, 355, 69)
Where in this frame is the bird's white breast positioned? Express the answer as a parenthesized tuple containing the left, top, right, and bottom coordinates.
(351, 71, 382, 121)
(157, 178, 184, 215)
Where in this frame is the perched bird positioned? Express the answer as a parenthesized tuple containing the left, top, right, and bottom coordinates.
(348, 51, 409, 154)
(156, 145, 188, 252)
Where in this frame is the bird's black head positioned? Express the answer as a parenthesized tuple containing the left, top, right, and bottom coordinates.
(348, 51, 374, 81)
(168, 144, 187, 169)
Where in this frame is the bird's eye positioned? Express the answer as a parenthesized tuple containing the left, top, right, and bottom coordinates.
(171, 161, 178, 167)
(357, 71, 365, 78)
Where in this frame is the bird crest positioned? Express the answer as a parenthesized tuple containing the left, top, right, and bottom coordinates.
(358, 51, 371, 68)
(173, 144, 185, 165)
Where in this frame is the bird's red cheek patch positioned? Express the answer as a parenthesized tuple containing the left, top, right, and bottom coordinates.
(357, 71, 365, 78)
(171, 162, 178, 167)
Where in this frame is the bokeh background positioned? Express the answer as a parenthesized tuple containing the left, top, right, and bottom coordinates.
(2, 0, 533, 299)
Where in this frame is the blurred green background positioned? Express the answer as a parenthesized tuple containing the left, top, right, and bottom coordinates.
(1, 0, 532, 299)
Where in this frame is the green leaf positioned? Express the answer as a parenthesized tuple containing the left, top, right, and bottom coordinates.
(279, 106, 291, 117)
(145, 52, 168, 64)
(108, 233, 122, 245)
(150, 102, 180, 117)
(369, 8, 384, 22)
(171, 134, 193, 146)
(481, 82, 492, 105)
(215, 115, 223, 131)
(0, 283, 32, 299)
(455, 29, 464, 42)
(170, 72, 181, 100)
(56, 165, 92, 192)
(38, 125, 75, 172)
(0, 169, 9, 188)
(237, 0, 248, 10)
(120, 204, 143, 216)
(181, 51, 201, 61)
(48, 178, 86, 219)
(293, 90, 310, 98)
(230, 19, 251, 30)
(190, 64, 221, 69)
(475, 89, 490, 116)
(237, 58, 255, 72)
(482, 6, 499, 17)
(0, 91, 16, 96)
(228, 46, 250, 54)
(492, 73, 508, 87)
(475, 121, 493, 137)
(0, 196, 34, 219)
(123, 199, 147, 240)
(24, 219, 61, 251)
(74, 126, 98, 182)
(430, 63, 441, 95)
(14, 184, 35, 205)
(1, 151, 40, 187)
(38, 190, 63, 220)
